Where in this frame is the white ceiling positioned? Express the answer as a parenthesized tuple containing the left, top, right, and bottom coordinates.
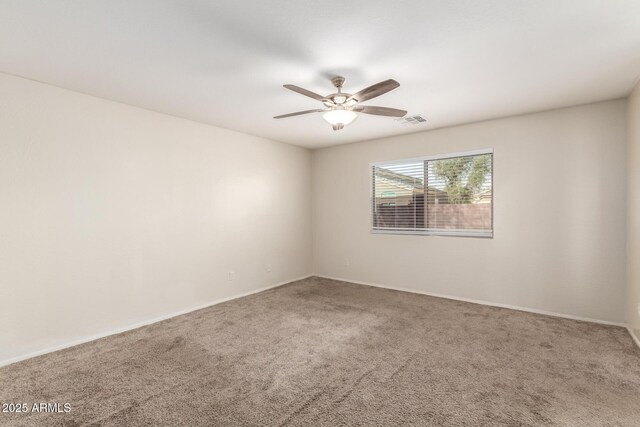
(1, 1, 640, 149)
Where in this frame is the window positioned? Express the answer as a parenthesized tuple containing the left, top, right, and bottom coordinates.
(371, 149, 493, 237)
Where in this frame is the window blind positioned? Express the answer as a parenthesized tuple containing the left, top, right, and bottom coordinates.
(371, 150, 493, 237)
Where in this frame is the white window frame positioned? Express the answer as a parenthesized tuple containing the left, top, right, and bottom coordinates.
(370, 148, 494, 238)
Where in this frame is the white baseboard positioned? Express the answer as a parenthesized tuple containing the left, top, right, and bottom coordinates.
(0, 274, 312, 368)
(313, 274, 628, 328)
(5, 273, 635, 368)
(628, 327, 640, 349)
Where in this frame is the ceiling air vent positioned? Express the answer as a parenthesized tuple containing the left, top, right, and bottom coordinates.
(396, 114, 427, 125)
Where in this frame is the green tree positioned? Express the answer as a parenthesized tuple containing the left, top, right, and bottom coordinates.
(432, 155, 490, 204)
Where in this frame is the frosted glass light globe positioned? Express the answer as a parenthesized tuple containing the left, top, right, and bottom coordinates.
(322, 109, 357, 126)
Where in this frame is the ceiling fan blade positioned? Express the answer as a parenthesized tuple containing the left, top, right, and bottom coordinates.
(353, 106, 407, 117)
(273, 109, 324, 119)
(347, 79, 400, 103)
(283, 84, 327, 102)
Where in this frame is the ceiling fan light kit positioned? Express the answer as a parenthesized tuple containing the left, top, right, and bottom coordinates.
(275, 76, 407, 131)
(322, 109, 358, 127)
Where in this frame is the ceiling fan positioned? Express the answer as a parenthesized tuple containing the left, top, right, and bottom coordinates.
(274, 76, 407, 131)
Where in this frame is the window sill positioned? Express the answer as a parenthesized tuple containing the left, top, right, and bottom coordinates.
(371, 229, 493, 238)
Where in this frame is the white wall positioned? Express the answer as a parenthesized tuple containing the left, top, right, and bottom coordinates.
(628, 82, 640, 341)
(312, 100, 627, 324)
(1, 70, 634, 365)
(0, 73, 312, 363)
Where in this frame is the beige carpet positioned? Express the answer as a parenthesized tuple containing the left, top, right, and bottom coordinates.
(1, 277, 639, 426)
